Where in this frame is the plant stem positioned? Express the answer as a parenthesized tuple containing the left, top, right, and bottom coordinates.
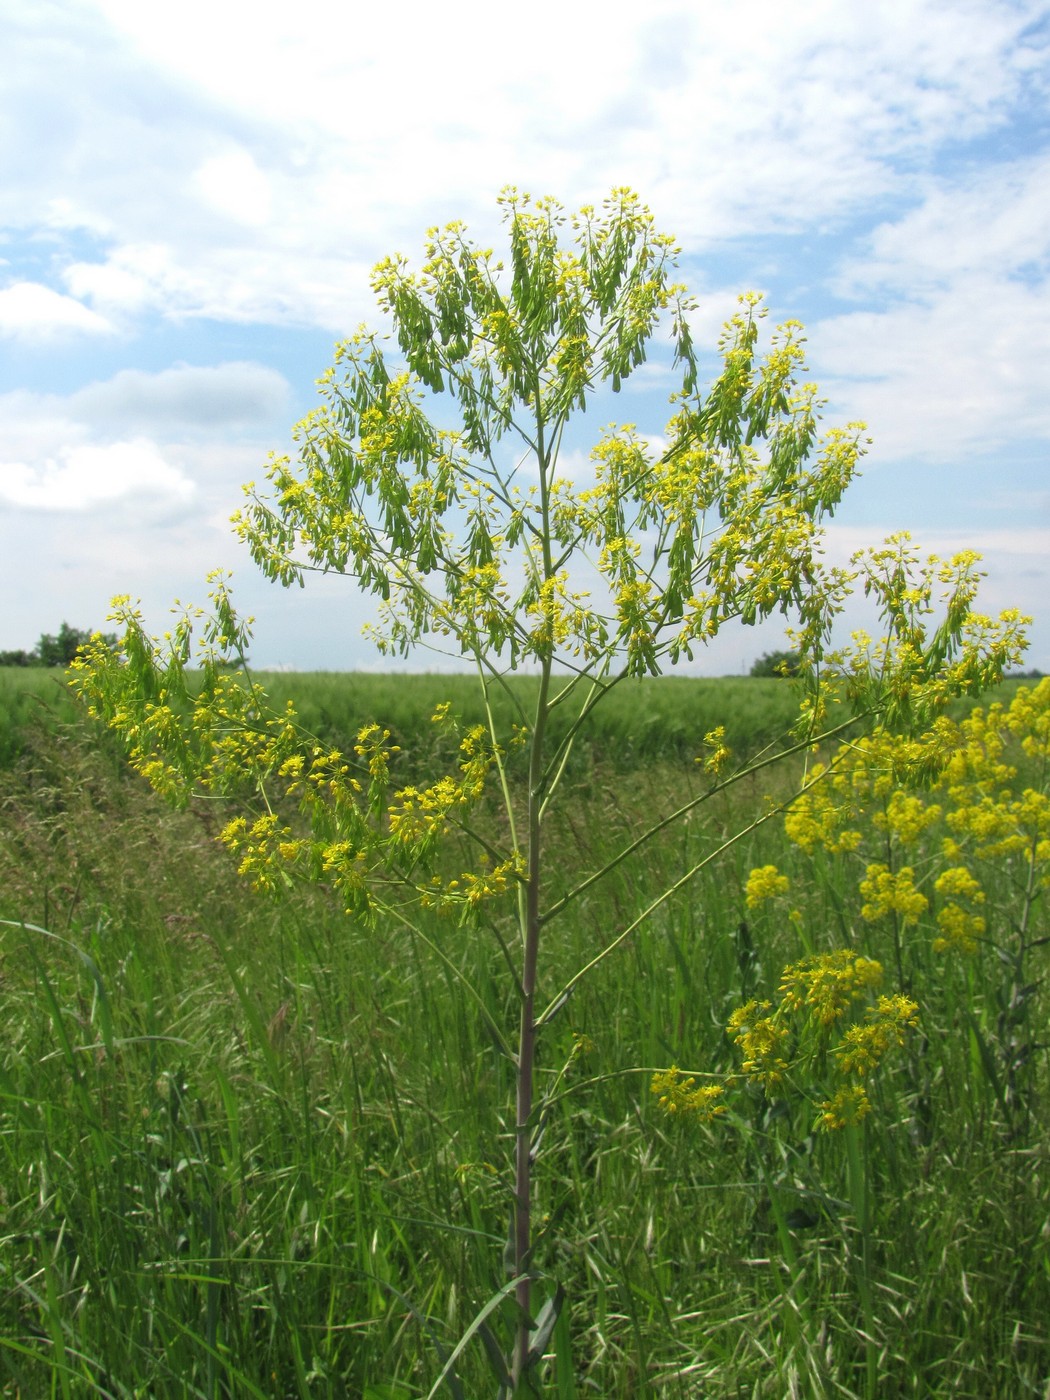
(512, 385, 556, 1385)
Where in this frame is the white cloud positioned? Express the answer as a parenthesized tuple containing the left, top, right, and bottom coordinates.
(832, 153, 1050, 298)
(1, 0, 1035, 335)
(194, 149, 273, 227)
(63, 238, 374, 330)
(63, 245, 171, 316)
(0, 281, 115, 339)
(0, 439, 195, 511)
(0, 361, 292, 452)
(0, 362, 290, 524)
(633, 1, 1045, 242)
(808, 152, 1050, 460)
(69, 361, 292, 432)
(812, 275, 1050, 459)
(82, 0, 1042, 173)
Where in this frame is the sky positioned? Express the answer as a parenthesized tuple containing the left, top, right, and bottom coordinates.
(1, 0, 1048, 674)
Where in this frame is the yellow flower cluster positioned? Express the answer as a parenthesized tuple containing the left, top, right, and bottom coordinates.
(858, 864, 928, 925)
(784, 764, 862, 854)
(778, 949, 885, 1026)
(778, 680, 1050, 979)
(744, 864, 790, 908)
(74, 604, 519, 921)
(655, 948, 919, 1133)
(700, 725, 732, 776)
(726, 999, 791, 1090)
(834, 994, 921, 1077)
(420, 852, 526, 913)
(354, 723, 400, 793)
(220, 813, 299, 893)
(945, 787, 1050, 864)
(650, 1068, 726, 1121)
(786, 726, 954, 859)
(872, 790, 942, 844)
(818, 1084, 873, 1130)
(932, 866, 986, 953)
(523, 569, 606, 661)
(388, 775, 465, 846)
(937, 687, 1050, 881)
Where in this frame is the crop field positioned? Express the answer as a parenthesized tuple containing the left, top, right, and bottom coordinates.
(1, 670, 1048, 1397)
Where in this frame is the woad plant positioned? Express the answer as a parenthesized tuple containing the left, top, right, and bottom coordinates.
(73, 189, 1027, 1393)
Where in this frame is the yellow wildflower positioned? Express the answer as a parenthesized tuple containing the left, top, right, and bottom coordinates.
(726, 999, 792, 1090)
(819, 1084, 872, 1130)
(834, 994, 919, 1076)
(744, 864, 790, 908)
(859, 864, 928, 924)
(650, 1068, 726, 1121)
(778, 950, 884, 1026)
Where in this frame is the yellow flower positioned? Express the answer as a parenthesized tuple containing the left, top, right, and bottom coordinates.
(650, 1068, 726, 1120)
(933, 904, 985, 954)
(744, 864, 790, 908)
(778, 950, 883, 1027)
(934, 866, 984, 903)
(874, 790, 941, 844)
(726, 1000, 791, 1089)
(859, 864, 928, 924)
(819, 1084, 872, 1130)
(834, 994, 919, 1076)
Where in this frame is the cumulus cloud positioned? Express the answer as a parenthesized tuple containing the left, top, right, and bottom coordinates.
(0, 281, 115, 339)
(63, 245, 177, 318)
(194, 149, 273, 227)
(808, 152, 1050, 460)
(63, 238, 374, 330)
(0, 358, 289, 652)
(811, 276, 1050, 459)
(69, 361, 292, 433)
(832, 153, 1050, 298)
(1, 0, 1041, 333)
(0, 362, 290, 519)
(0, 439, 195, 511)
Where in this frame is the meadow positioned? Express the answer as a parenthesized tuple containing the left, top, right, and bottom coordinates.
(1, 669, 1047, 1397)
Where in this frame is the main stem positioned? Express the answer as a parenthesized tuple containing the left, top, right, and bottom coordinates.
(512, 390, 554, 1388)
(512, 651, 552, 1386)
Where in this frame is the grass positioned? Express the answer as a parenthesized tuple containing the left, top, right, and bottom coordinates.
(250, 672, 811, 768)
(1, 666, 1028, 778)
(0, 668, 80, 768)
(1, 681, 1048, 1396)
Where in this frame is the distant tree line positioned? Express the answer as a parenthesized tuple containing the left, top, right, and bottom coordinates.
(749, 649, 801, 677)
(0, 622, 117, 668)
(747, 649, 1045, 681)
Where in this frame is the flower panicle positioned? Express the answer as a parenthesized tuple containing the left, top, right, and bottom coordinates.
(650, 1068, 726, 1121)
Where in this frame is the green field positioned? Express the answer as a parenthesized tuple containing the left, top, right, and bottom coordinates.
(1, 672, 1048, 1396)
(0, 667, 802, 771)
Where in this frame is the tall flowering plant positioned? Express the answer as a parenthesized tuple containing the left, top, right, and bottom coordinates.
(655, 680, 1049, 1148)
(72, 191, 1026, 1392)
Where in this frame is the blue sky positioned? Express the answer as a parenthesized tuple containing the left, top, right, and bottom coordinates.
(2, 0, 1048, 673)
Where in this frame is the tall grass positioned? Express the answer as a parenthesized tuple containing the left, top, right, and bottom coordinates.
(0, 668, 80, 767)
(249, 672, 817, 780)
(1, 692, 1047, 1396)
(1, 666, 1027, 777)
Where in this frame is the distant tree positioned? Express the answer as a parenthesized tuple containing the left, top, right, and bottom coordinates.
(750, 648, 801, 677)
(0, 624, 117, 667)
(36, 622, 96, 668)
